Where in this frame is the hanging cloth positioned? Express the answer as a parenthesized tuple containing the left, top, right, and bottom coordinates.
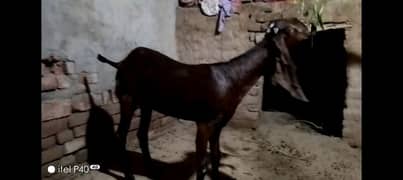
(216, 0, 233, 33)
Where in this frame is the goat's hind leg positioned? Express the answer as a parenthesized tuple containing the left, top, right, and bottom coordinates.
(116, 95, 136, 180)
(137, 108, 155, 175)
(116, 95, 137, 146)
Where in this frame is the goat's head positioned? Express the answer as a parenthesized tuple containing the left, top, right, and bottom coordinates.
(264, 18, 311, 102)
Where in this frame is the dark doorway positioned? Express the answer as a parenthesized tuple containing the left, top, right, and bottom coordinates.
(262, 28, 348, 137)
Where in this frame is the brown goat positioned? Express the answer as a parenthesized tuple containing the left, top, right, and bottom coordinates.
(97, 18, 311, 180)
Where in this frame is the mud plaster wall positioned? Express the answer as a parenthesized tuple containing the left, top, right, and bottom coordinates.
(42, 0, 178, 91)
(41, 0, 179, 178)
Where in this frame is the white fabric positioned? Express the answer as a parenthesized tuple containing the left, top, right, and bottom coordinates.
(200, 0, 219, 16)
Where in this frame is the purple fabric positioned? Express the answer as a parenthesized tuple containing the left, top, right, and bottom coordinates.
(217, 0, 232, 33)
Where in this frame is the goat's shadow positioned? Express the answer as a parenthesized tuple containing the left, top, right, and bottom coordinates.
(85, 100, 235, 180)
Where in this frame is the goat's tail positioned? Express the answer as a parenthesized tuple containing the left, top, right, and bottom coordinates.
(83, 76, 96, 107)
(97, 54, 119, 68)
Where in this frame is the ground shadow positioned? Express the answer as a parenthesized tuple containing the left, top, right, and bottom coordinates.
(101, 151, 236, 180)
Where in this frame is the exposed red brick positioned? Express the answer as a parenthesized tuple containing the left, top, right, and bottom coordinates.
(42, 74, 58, 91)
(41, 63, 51, 76)
(42, 99, 72, 121)
(73, 125, 87, 137)
(42, 117, 69, 138)
(42, 136, 56, 150)
(55, 75, 71, 89)
(72, 83, 86, 95)
(102, 103, 120, 115)
(42, 145, 64, 164)
(50, 61, 65, 75)
(129, 117, 140, 130)
(72, 94, 90, 112)
(68, 112, 89, 127)
(56, 130, 74, 144)
(64, 137, 86, 154)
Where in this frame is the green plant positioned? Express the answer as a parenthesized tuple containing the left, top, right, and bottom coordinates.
(298, 0, 329, 30)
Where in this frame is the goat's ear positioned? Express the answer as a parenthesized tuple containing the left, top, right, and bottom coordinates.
(272, 35, 309, 102)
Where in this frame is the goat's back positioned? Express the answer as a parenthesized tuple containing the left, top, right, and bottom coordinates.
(115, 47, 228, 121)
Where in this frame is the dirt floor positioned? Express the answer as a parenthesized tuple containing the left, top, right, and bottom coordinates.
(65, 111, 361, 180)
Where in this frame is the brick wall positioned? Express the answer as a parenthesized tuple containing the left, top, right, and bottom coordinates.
(41, 57, 176, 179)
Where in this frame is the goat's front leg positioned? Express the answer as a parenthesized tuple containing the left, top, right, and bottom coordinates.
(196, 122, 213, 180)
(137, 108, 153, 172)
(117, 95, 136, 147)
(209, 126, 223, 180)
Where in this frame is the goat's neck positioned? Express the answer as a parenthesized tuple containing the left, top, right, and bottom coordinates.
(215, 40, 273, 97)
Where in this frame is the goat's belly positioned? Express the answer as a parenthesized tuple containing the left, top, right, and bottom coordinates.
(150, 101, 220, 121)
